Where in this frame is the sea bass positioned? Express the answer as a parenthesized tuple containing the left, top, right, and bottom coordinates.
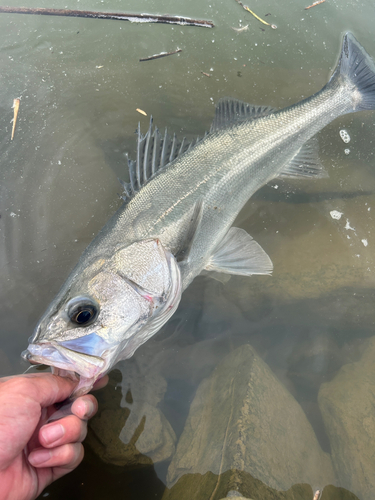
(23, 33, 375, 396)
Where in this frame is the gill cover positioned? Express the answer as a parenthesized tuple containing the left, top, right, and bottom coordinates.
(23, 239, 182, 396)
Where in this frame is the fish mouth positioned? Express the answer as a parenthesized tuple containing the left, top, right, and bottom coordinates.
(22, 342, 106, 380)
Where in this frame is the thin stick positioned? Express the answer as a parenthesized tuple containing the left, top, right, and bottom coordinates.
(11, 98, 20, 141)
(139, 48, 182, 62)
(234, 0, 276, 29)
(231, 24, 249, 32)
(305, 0, 326, 9)
(0, 6, 214, 28)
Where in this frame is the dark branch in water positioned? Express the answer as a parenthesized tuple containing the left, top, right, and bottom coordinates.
(0, 6, 214, 28)
(139, 48, 182, 62)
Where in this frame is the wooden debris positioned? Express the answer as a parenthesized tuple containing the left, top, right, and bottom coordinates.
(11, 98, 20, 141)
(305, 0, 326, 9)
(234, 0, 276, 29)
(136, 108, 147, 116)
(201, 71, 211, 77)
(0, 6, 214, 28)
(139, 48, 182, 62)
(313, 490, 322, 500)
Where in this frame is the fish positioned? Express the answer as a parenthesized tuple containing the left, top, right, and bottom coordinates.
(22, 32, 375, 397)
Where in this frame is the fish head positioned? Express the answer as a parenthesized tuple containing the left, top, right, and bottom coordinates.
(23, 239, 182, 397)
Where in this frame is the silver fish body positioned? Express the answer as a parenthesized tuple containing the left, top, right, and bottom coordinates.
(23, 33, 375, 396)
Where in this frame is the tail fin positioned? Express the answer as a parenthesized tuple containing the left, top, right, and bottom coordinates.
(330, 32, 375, 112)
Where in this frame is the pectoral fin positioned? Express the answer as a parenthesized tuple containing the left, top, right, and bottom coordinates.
(205, 227, 273, 276)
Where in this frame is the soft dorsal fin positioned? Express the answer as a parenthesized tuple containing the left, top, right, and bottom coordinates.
(210, 97, 276, 132)
(119, 118, 203, 202)
(279, 137, 328, 179)
(205, 227, 273, 276)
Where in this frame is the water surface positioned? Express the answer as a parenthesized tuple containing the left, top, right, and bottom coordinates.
(1, 0, 375, 498)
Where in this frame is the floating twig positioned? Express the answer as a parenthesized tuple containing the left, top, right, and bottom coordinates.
(234, 0, 277, 29)
(0, 6, 214, 28)
(305, 0, 326, 9)
(201, 71, 211, 77)
(136, 108, 147, 116)
(231, 24, 249, 32)
(11, 98, 20, 141)
(139, 48, 182, 62)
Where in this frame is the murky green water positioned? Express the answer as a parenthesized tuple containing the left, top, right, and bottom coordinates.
(1, 0, 375, 499)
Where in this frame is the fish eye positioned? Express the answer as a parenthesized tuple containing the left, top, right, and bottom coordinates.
(67, 297, 99, 326)
(71, 307, 96, 325)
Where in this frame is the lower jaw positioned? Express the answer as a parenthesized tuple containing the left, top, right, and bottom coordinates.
(50, 366, 101, 397)
(23, 350, 104, 397)
(23, 343, 105, 380)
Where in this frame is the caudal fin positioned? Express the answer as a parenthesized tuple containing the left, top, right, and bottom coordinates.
(330, 32, 375, 112)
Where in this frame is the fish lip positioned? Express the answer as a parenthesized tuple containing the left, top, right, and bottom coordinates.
(21, 349, 42, 365)
(24, 342, 105, 379)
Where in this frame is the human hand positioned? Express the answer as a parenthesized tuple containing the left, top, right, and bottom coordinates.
(0, 373, 107, 500)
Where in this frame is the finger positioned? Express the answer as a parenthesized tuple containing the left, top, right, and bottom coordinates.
(39, 415, 88, 448)
(92, 374, 109, 391)
(2, 373, 78, 409)
(46, 394, 98, 424)
(28, 442, 84, 471)
(71, 394, 98, 420)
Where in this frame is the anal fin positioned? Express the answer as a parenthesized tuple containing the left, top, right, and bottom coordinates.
(205, 227, 273, 276)
(280, 137, 328, 179)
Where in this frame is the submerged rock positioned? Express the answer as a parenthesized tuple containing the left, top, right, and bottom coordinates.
(163, 469, 314, 500)
(88, 402, 176, 467)
(318, 336, 375, 500)
(166, 344, 335, 497)
(163, 472, 359, 500)
(87, 367, 176, 467)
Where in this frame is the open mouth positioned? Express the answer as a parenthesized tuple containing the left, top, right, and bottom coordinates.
(22, 342, 105, 379)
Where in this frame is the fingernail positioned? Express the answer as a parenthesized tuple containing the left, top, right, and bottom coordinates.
(28, 449, 51, 466)
(83, 400, 95, 418)
(41, 423, 65, 445)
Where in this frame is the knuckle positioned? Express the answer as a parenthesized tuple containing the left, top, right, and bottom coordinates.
(61, 443, 82, 465)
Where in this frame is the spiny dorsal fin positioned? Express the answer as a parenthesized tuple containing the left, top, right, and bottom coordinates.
(279, 137, 328, 179)
(210, 97, 276, 132)
(120, 118, 203, 202)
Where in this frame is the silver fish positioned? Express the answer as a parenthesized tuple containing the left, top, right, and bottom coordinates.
(23, 33, 375, 396)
